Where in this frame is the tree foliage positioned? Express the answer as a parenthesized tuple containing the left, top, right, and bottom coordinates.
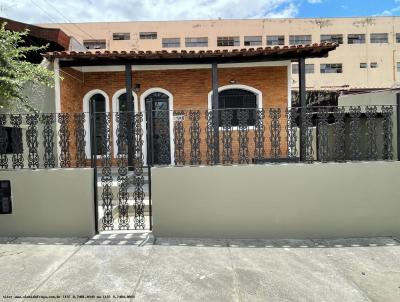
(0, 22, 55, 111)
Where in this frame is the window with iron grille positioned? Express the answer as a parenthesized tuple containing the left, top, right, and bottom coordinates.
(112, 33, 130, 40)
(266, 35, 285, 45)
(162, 38, 180, 48)
(139, 32, 157, 39)
(397, 62, 400, 72)
(370, 33, 388, 43)
(360, 63, 367, 69)
(217, 36, 240, 47)
(289, 35, 312, 45)
(185, 37, 208, 47)
(244, 36, 262, 46)
(83, 39, 106, 49)
(320, 63, 343, 74)
(397, 34, 400, 43)
(213, 89, 258, 127)
(292, 64, 315, 74)
(0, 127, 23, 154)
(320, 34, 343, 44)
(348, 34, 365, 44)
(370, 62, 378, 68)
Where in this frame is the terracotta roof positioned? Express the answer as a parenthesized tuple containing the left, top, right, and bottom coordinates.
(44, 43, 337, 63)
(0, 17, 70, 50)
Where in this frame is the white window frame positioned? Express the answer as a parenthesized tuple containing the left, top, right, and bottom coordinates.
(207, 84, 263, 130)
(112, 88, 138, 158)
(140, 88, 174, 166)
(82, 89, 110, 158)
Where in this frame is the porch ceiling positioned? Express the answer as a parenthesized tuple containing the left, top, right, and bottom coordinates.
(44, 43, 338, 67)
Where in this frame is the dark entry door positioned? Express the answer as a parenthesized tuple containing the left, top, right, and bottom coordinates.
(145, 92, 171, 165)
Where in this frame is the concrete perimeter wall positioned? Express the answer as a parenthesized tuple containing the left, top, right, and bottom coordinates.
(0, 169, 95, 237)
(152, 162, 400, 239)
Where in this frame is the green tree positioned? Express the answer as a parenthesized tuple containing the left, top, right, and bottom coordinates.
(0, 22, 55, 111)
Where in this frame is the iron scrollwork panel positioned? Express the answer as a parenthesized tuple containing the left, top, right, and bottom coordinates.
(286, 108, 298, 160)
(58, 113, 71, 168)
(42, 113, 56, 168)
(269, 108, 281, 160)
(254, 109, 265, 163)
(317, 108, 329, 163)
(174, 111, 185, 166)
(10, 114, 24, 169)
(302, 108, 314, 162)
(26, 114, 39, 169)
(238, 109, 249, 164)
(116, 112, 129, 230)
(221, 110, 233, 164)
(99, 112, 114, 230)
(382, 105, 393, 160)
(365, 106, 378, 161)
(0, 115, 8, 169)
(206, 110, 216, 165)
(133, 113, 145, 230)
(333, 107, 346, 162)
(74, 113, 87, 167)
(189, 110, 201, 165)
(349, 106, 362, 161)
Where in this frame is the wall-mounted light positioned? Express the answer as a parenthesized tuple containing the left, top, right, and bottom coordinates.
(134, 83, 141, 92)
(229, 79, 236, 84)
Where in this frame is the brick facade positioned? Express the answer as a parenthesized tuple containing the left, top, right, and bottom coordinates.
(60, 65, 289, 164)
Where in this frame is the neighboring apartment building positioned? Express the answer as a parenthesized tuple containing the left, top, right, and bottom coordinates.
(38, 17, 400, 92)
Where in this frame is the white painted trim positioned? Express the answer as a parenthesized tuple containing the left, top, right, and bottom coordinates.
(54, 59, 61, 165)
(82, 89, 110, 157)
(140, 87, 174, 166)
(72, 61, 291, 73)
(207, 84, 263, 109)
(111, 88, 138, 158)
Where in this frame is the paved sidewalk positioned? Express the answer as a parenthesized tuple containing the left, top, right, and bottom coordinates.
(1, 234, 400, 301)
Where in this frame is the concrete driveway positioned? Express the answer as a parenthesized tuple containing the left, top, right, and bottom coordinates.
(1, 233, 400, 301)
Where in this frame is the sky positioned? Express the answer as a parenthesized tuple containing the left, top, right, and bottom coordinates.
(0, 0, 398, 24)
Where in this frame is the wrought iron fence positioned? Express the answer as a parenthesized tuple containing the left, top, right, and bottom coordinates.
(0, 105, 397, 231)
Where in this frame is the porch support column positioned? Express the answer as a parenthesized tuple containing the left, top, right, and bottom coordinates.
(212, 62, 220, 164)
(298, 57, 307, 162)
(125, 63, 134, 168)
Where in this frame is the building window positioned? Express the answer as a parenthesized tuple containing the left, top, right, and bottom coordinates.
(83, 39, 106, 49)
(370, 62, 378, 68)
(185, 37, 208, 47)
(292, 64, 315, 74)
(320, 63, 343, 74)
(139, 32, 157, 39)
(370, 33, 388, 43)
(289, 35, 312, 45)
(213, 89, 258, 127)
(112, 33, 130, 40)
(162, 38, 180, 48)
(397, 62, 400, 72)
(217, 36, 240, 47)
(0, 127, 23, 154)
(348, 34, 365, 44)
(396, 34, 400, 43)
(266, 35, 285, 45)
(244, 36, 262, 46)
(360, 63, 367, 68)
(89, 94, 107, 155)
(320, 34, 343, 44)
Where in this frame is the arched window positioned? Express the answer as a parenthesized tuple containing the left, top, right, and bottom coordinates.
(112, 89, 137, 157)
(89, 93, 107, 155)
(213, 88, 258, 126)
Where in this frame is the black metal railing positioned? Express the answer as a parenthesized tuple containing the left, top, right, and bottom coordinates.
(0, 106, 397, 231)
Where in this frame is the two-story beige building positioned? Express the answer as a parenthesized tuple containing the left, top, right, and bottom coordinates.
(38, 17, 400, 92)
